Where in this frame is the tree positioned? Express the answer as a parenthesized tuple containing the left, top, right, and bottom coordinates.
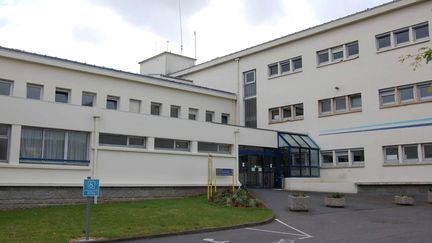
(400, 47, 432, 70)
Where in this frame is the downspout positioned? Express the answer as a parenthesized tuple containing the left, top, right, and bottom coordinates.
(92, 110, 101, 203)
(234, 57, 241, 126)
(234, 128, 241, 187)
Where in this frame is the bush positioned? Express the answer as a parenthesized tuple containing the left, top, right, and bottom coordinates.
(398, 193, 414, 198)
(211, 188, 260, 208)
(328, 192, 345, 198)
(290, 191, 306, 197)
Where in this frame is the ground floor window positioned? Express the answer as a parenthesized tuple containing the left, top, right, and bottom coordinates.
(20, 126, 89, 165)
(0, 124, 10, 162)
(154, 138, 190, 151)
(198, 142, 231, 154)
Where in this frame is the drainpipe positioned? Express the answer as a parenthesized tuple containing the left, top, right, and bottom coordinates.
(234, 128, 241, 187)
(234, 57, 241, 126)
(92, 110, 101, 204)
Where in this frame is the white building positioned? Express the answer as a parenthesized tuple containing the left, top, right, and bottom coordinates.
(0, 0, 431, 207)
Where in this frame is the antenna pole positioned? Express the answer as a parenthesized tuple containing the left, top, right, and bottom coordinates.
(194, 31, 197, 59)
(167, 40, 169, 52)
(179, 0, 183, 55)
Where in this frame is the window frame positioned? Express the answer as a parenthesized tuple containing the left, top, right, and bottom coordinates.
(150, 102, 162, 116)
(346, 41, 359, 58)
(335, 150, 349, 164)
(55, 88, 70, 104)
(221, 113, 229, 124)
(393, 28, 410, 46)
(376, 22, 430, 51)
(351, 149, 365, 163)
(292, 57, 302, 71)
(413, 22, 429, 41)
(154, 138, 190, 152)
(319, 93, 362, 117)
(402, 144, 419, 162)
(188, 108, 198, 120)
(0, 124, 10, 162)
(244, 70, 256, 85)
(384, 146, 399, 163)
(82, 92, 96, 107)
(198, 142, 232, 154)
(268, 63, 278, 77)
(106, 95, 120, 110)
(205, 110, 215, 122)
(170, 105, 181, 118)
(376, 33, 392, 50)
(321, 151, 334, 165)
(422, 143, 432, 161)
(0, 79, 12, 96)
(26, 83, 43, 100)
(99, 133, 146, 148)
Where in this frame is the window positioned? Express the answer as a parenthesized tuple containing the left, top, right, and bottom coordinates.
(269, 108, 280, 121)
(244, 70, 256, 98)
(99, 133, 145, 148)
(151, 102, 161, 115)
(402, 145, 418, 161)
(351, 149, 364, 163)
(20, 127, 89, 165)
(244, 70, 255, 84)
(394, 28, 410, 45)
(294, 103, 303, 117)
(268, 63, 278, 76)
(189, 108, 198, 120)
(55, 88, 70, 103)
(221, 113, 229, 124)
(0, 124, 10, 162)
(413, 23, 429, 41)
(245, 98, 257, 128)
(346, 42, 359, 57)
(335, 150, 349, 163)
(334, 97, 346, 112)
(0, 79, 12, 96)
(376, 33, 391, 49)
(320, 99, 331, 114)
(244, 70, 257, 128)
(319, 94, 361, 116)
(154, 138, 190, 151)
(384, 146, 399, 162)
(376, 22, 430, 50)
(331, 46, 343, 61)
(418, 83, 432, 100)
(280, 60, 290, 73)
(317, 50, 329, 65)
(129, 99, 141, 113)
(321, 151, 333, 164)
(282, 106, 292, 120)
(170, 105, 180, 118)
(198, 142, 231, 154)
(106, 96, 119, 110)
(423, 144, 432, 161)
(27, 84, 43, 100)
(205, 111, 214, 122)
(292, 57, 302, 70)
(398, 86, 414, 103)
(82, 92, 95, 107)
(380, 89, 396, 105)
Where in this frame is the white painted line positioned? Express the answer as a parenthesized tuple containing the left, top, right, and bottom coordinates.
(202, 238, 230, 243)
(245, 227, 304, 237)
(275, 219, 313, 239)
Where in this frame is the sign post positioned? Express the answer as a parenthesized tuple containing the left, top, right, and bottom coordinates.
(83, 177, 100, 241)
(215, 168, 235, 193)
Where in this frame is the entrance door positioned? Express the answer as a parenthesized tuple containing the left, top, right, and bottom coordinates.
(239, 146, 277, 188)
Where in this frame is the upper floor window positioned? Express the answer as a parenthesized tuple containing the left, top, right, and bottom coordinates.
(151, 102, 161, 115)
(269, 103, 303, 123)
(376, 22, 429, 51)
(317, 41, 359, 66)
(82, 92, 95, 107)
(221, 113, 229, 124)
(244, 70, 256, 98)
(267, 56, 302, 78)
(383, 143, 431, 164)
(154, 138, 190, 152)
(106, 96, 119, 110)
(0, 79, 12, 96)
(268, 63, 278, 76)
(129, 99, 141, 113)
(55, 88, 70, 103)
(379, 80, 432, 108)
(206, 111, 214, 122)
(0, 124, 10, 162)
(319, 94, 362, 117)
(170, 105, 180, 118)
(188, 108, 198, 120)
(27, 84, 43, 100)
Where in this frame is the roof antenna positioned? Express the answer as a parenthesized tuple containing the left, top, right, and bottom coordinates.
(194, 31, 197, 59)
(179, 0, 183, 55)
(167, 40, 169, 52)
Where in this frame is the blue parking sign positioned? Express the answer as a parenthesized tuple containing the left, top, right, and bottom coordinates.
(83, 179, 100, 197)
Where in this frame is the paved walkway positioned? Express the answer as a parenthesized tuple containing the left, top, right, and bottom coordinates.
(128, 189, 432, 243)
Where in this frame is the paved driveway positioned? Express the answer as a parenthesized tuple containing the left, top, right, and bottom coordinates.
(127, 189, 432, 243)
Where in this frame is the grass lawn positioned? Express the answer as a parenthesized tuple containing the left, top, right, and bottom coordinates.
(0, 195, 272, 242)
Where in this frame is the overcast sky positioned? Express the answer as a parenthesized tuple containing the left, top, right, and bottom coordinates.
(0, 0, 392, 72)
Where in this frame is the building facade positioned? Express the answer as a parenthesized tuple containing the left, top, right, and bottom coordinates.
(0, 0, 431, 207)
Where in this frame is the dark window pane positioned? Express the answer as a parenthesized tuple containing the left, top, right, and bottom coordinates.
(424, 144, 432, 159)
(0, 124, 9, 136)
(322, 152, 333, 164)
(244, 82, 256, 98)
(27, 85, 42, 100)
(82, 93, 95, 107)
(151, 103, 161, 115)
(332, 47, 343, 61)
(294, 103, 303, 117)
(336, 151, 349, 163)
(0, 138, 8, 161)
(205, 111, 214, 122)
(414, 24, 429, 40)
(403, 145, 418, 160)
(269, 64, 278, 76)
(189, 109, 198, 120)
(270, 109, 279, 121)
(245, 98, 257, 128)
(350, 94, 362, 109)
(335, 97, 346, 111)
(292, 57, 302, 70)
(221, 114, 229, 124)
(106, 98, 118, 110)
(129, 136, 145, 147)
(377, 34, 391, 49)
(170, 106, 180, 118)
(99, 134, 127, 146)
(175, 140, 189, 151)
(154, 138, 174, 149)
(352, 150, 364, 162)
(282, 106, 291, 119)
(347, 42, 359, 57)
(395, 29, 409, 45)
(385, 147, 398, 161)
(55, 90, 69, 103)
(198, 142, 218, 152)
(218, 144, 231, 153)
(0, 81, 11, 96)
(399, 87, 414, 102)
(280, 61, 290, 73)
(245, 71, 255, 83)
(419, 84, 432, 99)
(318, 51, 329, 64)
(320, 99, 331, 113)
(381, 90, 395, 104)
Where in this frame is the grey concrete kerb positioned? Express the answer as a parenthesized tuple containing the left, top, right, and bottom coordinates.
(69, 215, 275, 243)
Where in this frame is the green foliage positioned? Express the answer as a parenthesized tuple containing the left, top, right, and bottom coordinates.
(327, 192, 345, 198)
(212, 188, 260, 208)
(398, 193, 414, 198)
(290, 191, 306, 197)
(0, 195, 272, 242)
(400, 47, 432, 70)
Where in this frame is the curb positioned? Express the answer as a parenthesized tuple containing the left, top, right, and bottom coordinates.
(73, 215, 275, 242)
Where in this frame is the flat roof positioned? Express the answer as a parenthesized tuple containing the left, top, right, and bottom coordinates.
(0, 46, 236, 100)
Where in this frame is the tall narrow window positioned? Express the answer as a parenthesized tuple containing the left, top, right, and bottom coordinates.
(423, 144, 432, 161)
(55, 88, 70, 103)
(189, 108, 198, 120)
(151, 102, 161, 115)
(129, 99, 141, 113)
(27, 84, 43, 100)
(106, 96, 119, 110)
(244, 70, 257, 128)
(0, 124, 10, 162)
(206, 111, 214, 122)
(170, 105, 180, 118)
(0, 79, 12, 96)
(82, 92, 95, 107)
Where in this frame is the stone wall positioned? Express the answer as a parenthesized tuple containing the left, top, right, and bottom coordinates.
(357, 184, 432, 200)
(0, 186, 207, 209)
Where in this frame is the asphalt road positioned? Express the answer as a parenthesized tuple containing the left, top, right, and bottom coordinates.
(126, 189, 432, 243)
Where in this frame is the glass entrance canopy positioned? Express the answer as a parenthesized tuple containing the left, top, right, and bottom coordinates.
(278, 132, 320, 177)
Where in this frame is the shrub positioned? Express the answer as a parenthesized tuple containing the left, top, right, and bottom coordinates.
(328, 192, 345, 198)
(398, 193, 414, 198)
(290, 191, 306, 197)
(211, 188, 260, 208)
